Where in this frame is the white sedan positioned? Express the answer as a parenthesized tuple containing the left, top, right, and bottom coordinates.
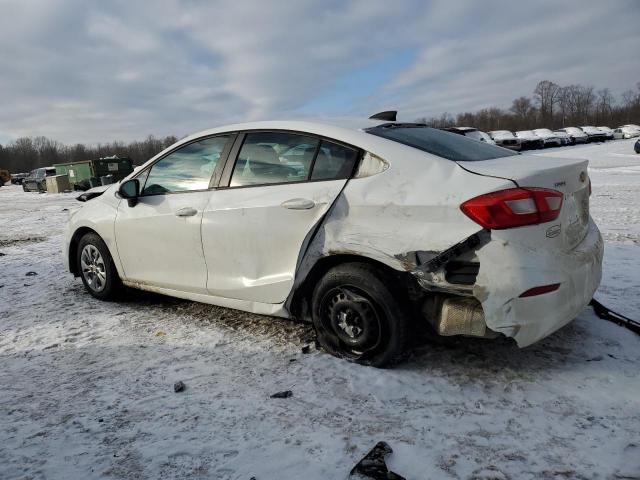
(488, 130, 522, 150)
(64, 119, 603, 366)
(613, 126, 640, 139)
(532, 129, 563, 147)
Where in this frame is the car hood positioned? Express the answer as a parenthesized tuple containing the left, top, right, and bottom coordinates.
(76, 184, 115, 202)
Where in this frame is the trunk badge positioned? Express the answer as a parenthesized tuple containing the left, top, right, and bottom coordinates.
(580, 171, 587, 183)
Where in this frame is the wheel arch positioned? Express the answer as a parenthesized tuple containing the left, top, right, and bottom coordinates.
(288, 253, 420, 322)
(68, 227, 115, 277)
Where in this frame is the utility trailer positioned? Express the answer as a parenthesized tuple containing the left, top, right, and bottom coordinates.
(55, 157, 133, 191)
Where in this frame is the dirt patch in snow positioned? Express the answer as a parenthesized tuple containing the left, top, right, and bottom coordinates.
(0, 235, 47, 247)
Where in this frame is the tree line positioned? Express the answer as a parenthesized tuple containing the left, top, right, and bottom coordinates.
(0, 135, 178, 174)
(417, 80, 640, 132)
(2, 79, 640, 174)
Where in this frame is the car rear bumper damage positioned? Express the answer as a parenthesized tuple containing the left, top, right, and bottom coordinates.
(476, 219, 602, 346)
(413, 219, 603, 347)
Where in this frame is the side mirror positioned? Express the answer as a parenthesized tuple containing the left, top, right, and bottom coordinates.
(119, 178, 140, 207)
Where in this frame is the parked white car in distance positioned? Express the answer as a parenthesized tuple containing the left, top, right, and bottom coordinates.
(514, 130, 544, 150)
(580, 126, 608, 142)
(613, 126, 640, 139)
(443, 127, 497, 145)
(64, 119, 603, 366)
(553, 130, 572, 145)
(557, 127, 589, 144)
(531, 129, 562, 147)
(488, 130, 522, 150)
(596, 126, 614, 140)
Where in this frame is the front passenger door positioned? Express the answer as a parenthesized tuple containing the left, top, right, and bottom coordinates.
(115, 135, 232, 294)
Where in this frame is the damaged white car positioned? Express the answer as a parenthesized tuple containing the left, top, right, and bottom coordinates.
(64, 119, 603, 366)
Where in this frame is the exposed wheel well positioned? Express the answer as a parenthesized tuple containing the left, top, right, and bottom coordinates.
(68, 227, 99, 276)
(289, 254, 421, 322)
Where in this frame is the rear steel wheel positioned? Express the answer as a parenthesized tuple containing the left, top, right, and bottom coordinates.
(311, 262, 410, 367)
(319, 286, 383, 359)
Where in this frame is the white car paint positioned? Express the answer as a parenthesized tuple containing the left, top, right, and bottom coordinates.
(532, 128, 562, 147)
(613, 126, 640, 139)
(488, 130, 522, 150)
(65, 120, 603, 348)
(558, 127, 589, 143)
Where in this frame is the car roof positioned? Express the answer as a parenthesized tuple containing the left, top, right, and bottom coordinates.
(143, 120, 453, 169)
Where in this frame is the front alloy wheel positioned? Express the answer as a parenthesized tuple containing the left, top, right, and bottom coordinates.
(80, 244, 107, 293)
(76, 232, 121, 300)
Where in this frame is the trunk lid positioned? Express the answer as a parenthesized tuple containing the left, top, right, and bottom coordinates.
(457, 154, 591, 251)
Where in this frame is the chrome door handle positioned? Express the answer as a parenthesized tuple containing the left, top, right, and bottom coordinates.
(281, 198, 315, 210)
(175, 207, 198, 217)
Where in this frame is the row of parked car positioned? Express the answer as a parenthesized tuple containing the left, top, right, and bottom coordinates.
(446, 124, 640, 151)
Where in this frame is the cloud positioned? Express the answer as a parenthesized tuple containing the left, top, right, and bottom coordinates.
(0, 0, 638, 144)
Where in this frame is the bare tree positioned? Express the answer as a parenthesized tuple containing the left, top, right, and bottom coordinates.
(534, 80, 561, 127)
(596, 88, 615, 124)
(510, 97, 536, 129)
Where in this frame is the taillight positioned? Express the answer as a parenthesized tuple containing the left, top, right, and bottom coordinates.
(460, 188, 563, 229)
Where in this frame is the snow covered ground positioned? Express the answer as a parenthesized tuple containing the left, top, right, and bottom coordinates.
(1, 139, 639, 480)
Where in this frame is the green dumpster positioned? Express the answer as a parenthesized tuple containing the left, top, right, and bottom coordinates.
(55, 157, 133, 190)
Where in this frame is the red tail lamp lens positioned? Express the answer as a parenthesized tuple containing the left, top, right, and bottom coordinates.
(460, 188, 563, 229)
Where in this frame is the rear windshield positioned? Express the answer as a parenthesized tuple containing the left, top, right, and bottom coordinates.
(366, 125, 517, 161)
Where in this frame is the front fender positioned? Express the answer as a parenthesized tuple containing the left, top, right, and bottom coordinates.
(64, 188, 124, 278)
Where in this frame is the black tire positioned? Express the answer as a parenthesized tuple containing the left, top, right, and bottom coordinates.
(22, 184, 28, 192)
(311, 262, 410, 367)
(76, 232, 122, 300)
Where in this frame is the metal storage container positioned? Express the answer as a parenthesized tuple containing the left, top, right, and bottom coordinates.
(54, 157, 133, 190)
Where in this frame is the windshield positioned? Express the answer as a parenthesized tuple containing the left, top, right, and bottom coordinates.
(477, 131, 493, 142)
(490, 130, 514, 139)
(366, 125, 517, 161)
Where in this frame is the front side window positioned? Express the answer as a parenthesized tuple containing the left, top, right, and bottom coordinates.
(142, 135, 230, 195)
(230, 132, 319, 187)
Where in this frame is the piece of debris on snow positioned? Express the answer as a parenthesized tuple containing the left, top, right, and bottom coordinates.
(587, 355, 604, 362)
(173, 381, 185, 393)
(25, 271, 38, 276)
(270, 390, 292, 399)
(0, 252, 5, 256)
(155, 331, 166, 337)
(301, 345, 311, 354)
(350, 441, 405, 480)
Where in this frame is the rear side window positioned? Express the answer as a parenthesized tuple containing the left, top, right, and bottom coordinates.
(367, 126, 517, 161)
(230, 132, 319, 187)
(311, 141, 358, 181)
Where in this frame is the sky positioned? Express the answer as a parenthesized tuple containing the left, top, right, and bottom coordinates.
(0, 0, 639, 144)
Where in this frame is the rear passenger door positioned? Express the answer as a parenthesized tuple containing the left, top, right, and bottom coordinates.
(201, 131, 359, 304)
